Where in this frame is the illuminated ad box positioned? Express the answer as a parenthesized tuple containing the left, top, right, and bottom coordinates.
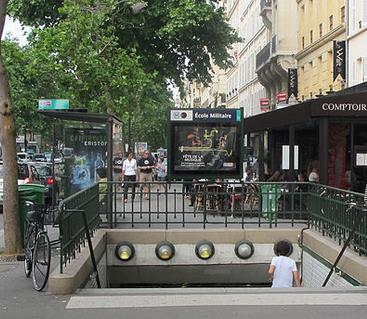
(168, 108, 244, 179)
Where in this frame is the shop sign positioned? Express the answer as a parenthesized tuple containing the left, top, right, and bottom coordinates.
(310, 92, 367, 116)
(276, 92, 287, 103)
(288, 69, 298, 98)
(260, 98, 270, 112)
(333, 40, 346, 82)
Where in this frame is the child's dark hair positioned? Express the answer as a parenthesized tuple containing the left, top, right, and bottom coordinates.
(96, 166, 107, 179)
(274, 240, 292, 256)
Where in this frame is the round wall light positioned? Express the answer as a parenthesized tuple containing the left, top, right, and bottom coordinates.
(155, 241, 175, 261)
(273, 239, 293, 257)
(115, 241, 135, 261)
(195, 240, 215, 260)
(234, 240, 254, 259)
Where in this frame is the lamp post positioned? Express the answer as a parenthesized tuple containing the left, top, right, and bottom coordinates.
(126, 2, 146, 153)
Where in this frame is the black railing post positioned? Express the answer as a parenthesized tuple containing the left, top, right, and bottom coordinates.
(81, 209, 101, 288)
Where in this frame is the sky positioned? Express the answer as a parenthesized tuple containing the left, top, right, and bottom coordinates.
(2, 16, 30, 46)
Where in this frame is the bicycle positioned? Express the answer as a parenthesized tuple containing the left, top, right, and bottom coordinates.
(23, 201, 51, 291)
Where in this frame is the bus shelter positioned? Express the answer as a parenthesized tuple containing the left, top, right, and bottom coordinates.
(38, 110, 123, 207)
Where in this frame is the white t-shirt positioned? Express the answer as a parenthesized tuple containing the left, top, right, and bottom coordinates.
(122, 158, 137, 176)
(308, 171, 319, 182)
(270, 256, 297, 288)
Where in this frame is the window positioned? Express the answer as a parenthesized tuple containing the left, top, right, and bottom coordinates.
(310, 30, 313, 43)
(329, 15, 333, 30)
(351, 0, 356, 32)
(341, 6, 345, 24)
(318, 56, 322, 67)
(319, 23, 323, 37)
(363, 58, 367, 82)
(302, 36, 305, 49)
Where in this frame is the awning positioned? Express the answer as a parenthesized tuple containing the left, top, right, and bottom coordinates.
(244, 91, 367, 133)
(37, 110, 122, 125)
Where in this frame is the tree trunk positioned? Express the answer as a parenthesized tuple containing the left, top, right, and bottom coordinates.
(0, 0, 23, 255)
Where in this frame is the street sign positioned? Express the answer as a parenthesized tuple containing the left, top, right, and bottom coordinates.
(38, 99, 70, 110)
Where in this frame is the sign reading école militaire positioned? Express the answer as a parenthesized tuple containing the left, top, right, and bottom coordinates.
(169, 108, 243, 179)
(170, 109, 241, 123)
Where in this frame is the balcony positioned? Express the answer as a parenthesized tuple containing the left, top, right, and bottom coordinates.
(260, 0, 272, 29)
(256, 36, 276, 70)
(260, 0, 272, 11)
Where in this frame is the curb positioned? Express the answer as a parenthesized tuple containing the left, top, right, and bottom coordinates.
(0, 253, 24, 262)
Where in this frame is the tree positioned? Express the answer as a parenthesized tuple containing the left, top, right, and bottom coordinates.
(0, 0, 22, 254)
(9, 0, 239, 86)
(7, 0, 175, 148)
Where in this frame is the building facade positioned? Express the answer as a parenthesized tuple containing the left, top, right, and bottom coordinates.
(295, 0, 346, 100)
(347, 0, 367, 87)
(255, 0, 298, 108)
(226, 0, 267, 117)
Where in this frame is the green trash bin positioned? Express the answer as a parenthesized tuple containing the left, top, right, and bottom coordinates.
(18, 184, 46, 244)
(260, 184, 282, 221)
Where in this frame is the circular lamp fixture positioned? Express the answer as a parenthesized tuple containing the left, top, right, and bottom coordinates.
(155, 241, 175, 261)
(273, 239, 293, 257)
(195, 240, 215, 260)
(115, 241, 135, 261)
(234, 240, 254, 259)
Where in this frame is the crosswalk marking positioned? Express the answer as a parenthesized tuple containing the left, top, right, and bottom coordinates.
(67, 293, 367, 309)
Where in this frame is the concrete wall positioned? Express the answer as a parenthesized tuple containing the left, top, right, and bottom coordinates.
(302, 229, 367, 286)
(302, 251, 354, 288)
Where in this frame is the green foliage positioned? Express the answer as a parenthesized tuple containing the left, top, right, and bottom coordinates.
(6, 0, 238, 148)
(2, 40, 50, 134)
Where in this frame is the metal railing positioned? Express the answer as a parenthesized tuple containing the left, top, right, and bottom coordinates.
(308, 183, 367, 256)
(255, 36, 277, 70)
(100, 181, 309, 230)
(260, 0, 272, 12)
(56, 181, 367, 272)
(58, 183, 101, 273)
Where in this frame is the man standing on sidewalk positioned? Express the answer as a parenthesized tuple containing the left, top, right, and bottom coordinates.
(138, 150, 155, 199)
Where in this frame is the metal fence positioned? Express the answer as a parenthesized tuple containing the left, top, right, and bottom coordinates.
(58, 183, 101, 273)
(57, 181, 367, 272)
(101, 181, 310, 229)
(308, 183, 367, 256)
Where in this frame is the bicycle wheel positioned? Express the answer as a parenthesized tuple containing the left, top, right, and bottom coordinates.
(23, 225, 35, 278)
(32, 232, 51, 291)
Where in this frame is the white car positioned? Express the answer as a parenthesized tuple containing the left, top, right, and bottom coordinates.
(0, 162, 34, 211)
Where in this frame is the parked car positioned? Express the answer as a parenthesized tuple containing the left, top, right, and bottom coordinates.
(32, 153, 47, 162)
(0, 162, 31, 212)
(17, 152, 30, 162)
(0, 162, 57, 211)
(30, 163, 58, 205)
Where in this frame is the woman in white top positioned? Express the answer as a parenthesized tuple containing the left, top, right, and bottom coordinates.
(122, 152, 137, 203)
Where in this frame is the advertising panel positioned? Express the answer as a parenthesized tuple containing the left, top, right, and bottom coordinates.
(169, 108, 243, 179)
(64, 127, 107, 197)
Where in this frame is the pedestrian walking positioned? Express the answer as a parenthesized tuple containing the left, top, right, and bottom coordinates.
(156, 157, 167, 191)
(268, 240, 301, 288)
(122, 152, 137, 203)
(138, 150, 155, 199)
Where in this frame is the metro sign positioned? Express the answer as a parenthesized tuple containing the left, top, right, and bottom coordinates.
(38, 99, 70, 110)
